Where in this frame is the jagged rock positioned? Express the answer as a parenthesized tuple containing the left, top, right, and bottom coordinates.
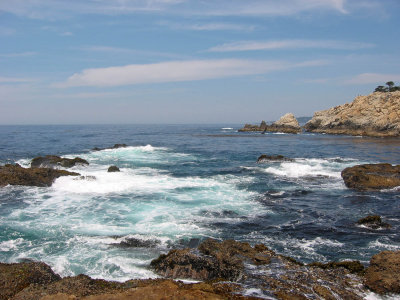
(0, 164, 79, 187)
(357, 215, 391, 229)
(108, 166, 120, 172)
(304, 91, 400, 137)
(92, 144, 128, 151)
(365, 250, 400, 294)
(341, 163, 400, 190)
(239, 114, 301, 134)
(0, 261, 61, 300)
(308, 260, 364, 275)
(31, 155, 88, 168)
(257, 154, 293, 162)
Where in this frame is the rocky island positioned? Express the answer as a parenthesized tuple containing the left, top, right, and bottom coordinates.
(239, 113, 301, 134)
(304, 91, 400, 137)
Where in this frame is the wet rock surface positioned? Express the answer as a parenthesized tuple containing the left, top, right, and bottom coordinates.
(0, 261, 61, 300)
(31, 155, 89, 168)
(257, 154, 293, 163)
(304, 91, 400, 137)
(357, 215, 391, 229)
(341, 163, 400, 190)
(0, 164, 79, 187)
(92, 144, 128, 151)
(365, 250, 400, 294)
(108, 165, 120, 172)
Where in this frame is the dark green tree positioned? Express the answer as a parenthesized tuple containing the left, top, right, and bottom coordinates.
(374, 85, 387, 92)
(374, 81, 400, 93)
(386, 81, 395, 91)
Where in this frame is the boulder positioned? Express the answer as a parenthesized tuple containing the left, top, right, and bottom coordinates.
(365, 251, 400, 294)
(238, 121, 267, 132)
(304, 91, 400, 137)
(31, 155, 88, 168)
(0, 261, 61, 300)
(0, 164, 79, 187)
(257, 154, 293, 162)
(266, 113, 302, 134)
(108, 166, 120, 172)
(341, 163, 400, 190)
(357, 215, 391, 229)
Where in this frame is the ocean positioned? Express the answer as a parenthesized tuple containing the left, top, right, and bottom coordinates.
(0, 124, 399, 282)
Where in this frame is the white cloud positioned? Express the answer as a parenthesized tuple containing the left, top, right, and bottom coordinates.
(159, 21, 255, 31)
(346, 73, 400, 84)
(209, 39, 375, 52)
(0, 0, 351, 19)
(58, 59, 327, 87)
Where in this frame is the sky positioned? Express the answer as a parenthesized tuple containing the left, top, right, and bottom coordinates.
(0, 0, 399, 124)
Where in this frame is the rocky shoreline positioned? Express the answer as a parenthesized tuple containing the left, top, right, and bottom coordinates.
(1, 240, 400, 299)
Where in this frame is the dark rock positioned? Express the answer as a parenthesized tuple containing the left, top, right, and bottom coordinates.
(0, 164, 79, 187)
(92, 144, 128, 151)
(112, 237, 159, 248)
(308, 260, 364, 275)
(365, 250, 400, 294)
(31, 155, 89, 168)
(257, 154, 293, 163)
(108, 166, 120, 172)
(341, 163, 400, 190)
(357, 215, 391, 229)
(0, 261, 61, 300)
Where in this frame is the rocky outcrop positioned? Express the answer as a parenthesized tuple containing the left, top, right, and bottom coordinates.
(92, 144, 128, 151)
(341, 163, 400, 190)
(31, 155, 88, 168)
(108, 166, 120, 172)
(0, 164, 79, 187)
(0, 261, 61, 300)
(257, 154, 293, 163)
(357, 215, 391, 229)
(365, 250, 400, 294)
(239, 114, 301, 134)
(304, 91, 400, 137)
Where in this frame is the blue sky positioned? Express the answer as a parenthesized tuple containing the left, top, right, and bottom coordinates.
(1, 0, 399, 124)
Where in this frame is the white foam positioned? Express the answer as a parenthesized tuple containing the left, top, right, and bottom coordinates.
(264, 162, 341, 178)
(221, 127, 233, 130)
(0, 238, 26, 251)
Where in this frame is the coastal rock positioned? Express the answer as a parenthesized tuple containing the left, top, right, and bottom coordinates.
(108, 166, 120, 172)
(239, 114, 301, 134)
(92, 144, 128, 151)
(357, 215, 391, 229)
(0, 261, 61, 300)
(341, 163, 400, 190)
(257, 154, 293, 162)
(0, 164, 79, 187)
(304, 91, 400, 137)
(31, 155, 89, 168)
(365, 250, 400, 294)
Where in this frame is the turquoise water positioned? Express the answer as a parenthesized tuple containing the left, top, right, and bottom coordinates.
(0, 124, 399, 281)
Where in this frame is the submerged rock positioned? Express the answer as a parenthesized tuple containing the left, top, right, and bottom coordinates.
(0, 164, 79, 187)
(365, 250, 400, 294)
(304, 91, 400, 137)
(0, 261, 61, 300)
(108, 165, 120, 172)
(257, 154, 293, 162)
(341, 163, 400, 190)
(92, 144, 128, 151)
(357, 215, 391, 229)
(31, 155, 89, 168)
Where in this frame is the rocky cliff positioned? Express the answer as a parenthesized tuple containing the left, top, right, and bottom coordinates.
(304, 91, 400, 137)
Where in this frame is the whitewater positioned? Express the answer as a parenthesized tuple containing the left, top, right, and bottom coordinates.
(0, 124, 399, 283)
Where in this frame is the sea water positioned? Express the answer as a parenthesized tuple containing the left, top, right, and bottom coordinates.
(0, 124, 399, 282)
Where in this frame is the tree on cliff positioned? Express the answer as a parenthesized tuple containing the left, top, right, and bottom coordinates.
(374, 81, 400, 92)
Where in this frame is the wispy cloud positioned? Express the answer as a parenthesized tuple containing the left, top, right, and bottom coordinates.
(0, 76, 36, 83)
(0, 0, 353, 19)
(58, 59, 327, 88)
(208, 39, 375, 52)
(159, 21, 255, 31)
(0, 27, 16, 36)
(346, 73, 400, 84)
(0, 52, 37, 58)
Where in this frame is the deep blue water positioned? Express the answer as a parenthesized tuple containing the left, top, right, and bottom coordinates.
(0, 124, 399, 281)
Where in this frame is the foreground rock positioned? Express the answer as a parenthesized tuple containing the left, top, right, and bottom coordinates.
(152, 239, 368, 299)
(304, 91, 400, 137)
(0, 164, 79, 187)
(357, 215, 391, 229)
(31, 155, 88, 168)
(257, 154, 293, 163)
(239, 113, 301, 134)
(108, 166, 120, 172)
(92, 144, 128, 151)
(365, 250, 400, 294)
(341, 163, 400, 190)
(0, 261, 61, 300)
